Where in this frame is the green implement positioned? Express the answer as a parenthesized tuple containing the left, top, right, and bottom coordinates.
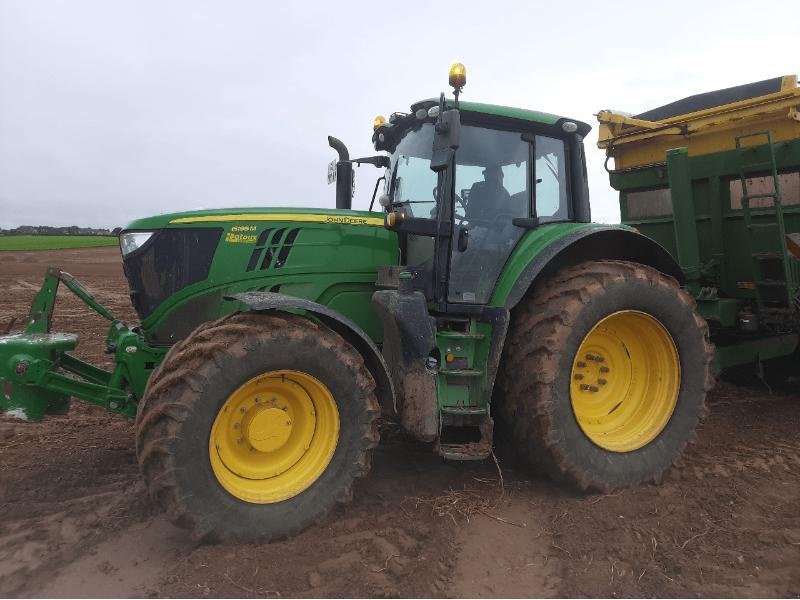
(598, 74, 800, 376)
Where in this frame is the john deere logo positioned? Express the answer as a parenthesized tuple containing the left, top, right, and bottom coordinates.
(324, 215, 369, 225)
(246, 227, 301, 271)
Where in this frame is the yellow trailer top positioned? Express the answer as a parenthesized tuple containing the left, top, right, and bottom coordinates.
(597, 75, 800, 170)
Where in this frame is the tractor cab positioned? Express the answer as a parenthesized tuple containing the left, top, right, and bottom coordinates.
(369, 68, 591, 312)
(364, 66, 596, 451)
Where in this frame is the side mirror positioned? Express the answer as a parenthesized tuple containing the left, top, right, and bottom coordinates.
(430, 108, 461, 172)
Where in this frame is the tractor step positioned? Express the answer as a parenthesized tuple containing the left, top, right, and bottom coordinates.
(437, 442, 491, 460)
(436, 331, 485, 340)
(440, 405, 487, 415)
(439, 368, 482, 377)
(435, 416, 493, 461)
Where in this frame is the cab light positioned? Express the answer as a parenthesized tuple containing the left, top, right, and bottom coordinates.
(385, 211, 405, 227)
(448, 62, 467, 90)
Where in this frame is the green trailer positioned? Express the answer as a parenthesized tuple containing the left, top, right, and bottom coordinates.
(598, 74, 800, 377)
(1, 65, 715, 542)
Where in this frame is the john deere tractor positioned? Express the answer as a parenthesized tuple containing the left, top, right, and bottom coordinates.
(1, 65, 714, 542)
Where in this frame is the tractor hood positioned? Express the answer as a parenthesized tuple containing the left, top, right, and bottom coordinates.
(119, 207, 397, 345)
(123, 206, 386, 231)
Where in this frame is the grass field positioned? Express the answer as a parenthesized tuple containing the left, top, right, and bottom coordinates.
(0, 235, 118, 251)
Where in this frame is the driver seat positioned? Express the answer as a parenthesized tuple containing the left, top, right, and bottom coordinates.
(465, 181, 511, 223)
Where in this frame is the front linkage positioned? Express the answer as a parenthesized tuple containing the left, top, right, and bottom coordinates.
(0, 267, 165, 421)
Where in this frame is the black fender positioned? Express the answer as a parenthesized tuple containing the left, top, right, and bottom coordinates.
(504, 227, 685, 310)
(229, 291, 396, 416)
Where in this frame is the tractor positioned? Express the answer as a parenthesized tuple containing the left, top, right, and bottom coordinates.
(1, 65, 716, 542)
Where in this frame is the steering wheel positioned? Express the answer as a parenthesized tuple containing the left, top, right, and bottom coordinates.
(431, 186, 468, 224)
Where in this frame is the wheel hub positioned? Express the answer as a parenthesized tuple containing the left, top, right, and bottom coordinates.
(209, 370, 340, 504)
(245, 406, 294, 453)
(570, 310, 680, 452)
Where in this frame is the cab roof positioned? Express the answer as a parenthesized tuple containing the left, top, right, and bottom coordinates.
(410, 98, 592, 136)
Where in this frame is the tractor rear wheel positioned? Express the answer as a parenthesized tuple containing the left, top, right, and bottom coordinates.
(496, 260, 714, 491)
(135, 312, 379, 542)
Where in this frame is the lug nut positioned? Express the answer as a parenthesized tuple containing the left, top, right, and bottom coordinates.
(576, 361, 587, 368)
(580, 384, 599, 392)
(598, 378, 608, 385)
(574, 374, 584, 381)
(586, 353, 597, 361)
(600, 366, 610, 373)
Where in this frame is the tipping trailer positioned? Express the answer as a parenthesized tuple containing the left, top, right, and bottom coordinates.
(1, 65, 715, 542)
(597, 75, 800, 377)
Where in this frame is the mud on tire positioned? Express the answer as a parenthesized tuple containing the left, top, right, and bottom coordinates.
(135, 312, 380, 543)
(495, 260, 714, 491)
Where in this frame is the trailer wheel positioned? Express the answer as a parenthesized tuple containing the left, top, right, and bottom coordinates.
(135, 312, 379, 543)
(496, 260, 714, 491)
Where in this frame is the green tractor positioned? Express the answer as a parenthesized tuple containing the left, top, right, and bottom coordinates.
(1, 65, 714, 542)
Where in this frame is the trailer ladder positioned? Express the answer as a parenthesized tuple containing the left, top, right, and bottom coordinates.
(735, 131, 799, 313)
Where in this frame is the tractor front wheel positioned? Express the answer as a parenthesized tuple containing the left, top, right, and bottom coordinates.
(497, 260, 714, 491)
(135, 312, 379, 542)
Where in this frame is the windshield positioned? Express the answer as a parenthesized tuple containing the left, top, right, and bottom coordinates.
(389, 122, 437, 218)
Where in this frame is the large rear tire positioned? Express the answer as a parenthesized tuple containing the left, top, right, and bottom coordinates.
(496, 260, 714, 491)
(135, 312, 379, 543)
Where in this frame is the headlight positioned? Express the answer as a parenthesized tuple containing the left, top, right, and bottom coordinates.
(119, 231, 154, 257)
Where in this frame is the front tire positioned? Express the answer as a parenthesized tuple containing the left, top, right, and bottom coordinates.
(135, 312, 379, 543)
(496, 260, 714, 491)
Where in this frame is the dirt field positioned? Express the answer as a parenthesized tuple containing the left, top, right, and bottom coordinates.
(1, 247, 799, 598)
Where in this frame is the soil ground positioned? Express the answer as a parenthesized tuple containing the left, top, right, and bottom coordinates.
(1, 247, 799, 598)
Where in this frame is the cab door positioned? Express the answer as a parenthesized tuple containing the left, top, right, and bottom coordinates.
(447, 130, 570, 305)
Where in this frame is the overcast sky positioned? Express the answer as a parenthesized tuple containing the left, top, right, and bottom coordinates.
(0, 0, 797, 229)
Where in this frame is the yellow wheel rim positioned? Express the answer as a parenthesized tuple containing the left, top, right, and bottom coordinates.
(569, 310, 680, 452)
(209, 370, 339, 503)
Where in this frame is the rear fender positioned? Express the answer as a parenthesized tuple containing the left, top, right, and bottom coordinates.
(230, 291, 396, 416)
(498, 226, 684, 310)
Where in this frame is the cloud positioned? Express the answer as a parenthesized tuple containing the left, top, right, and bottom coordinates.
(0, 0, 796, 228)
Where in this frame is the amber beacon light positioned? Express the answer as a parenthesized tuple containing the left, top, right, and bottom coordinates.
(448, 62, 466, 91)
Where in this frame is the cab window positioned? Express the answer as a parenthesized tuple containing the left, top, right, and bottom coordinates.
(535, 135, 569, 222)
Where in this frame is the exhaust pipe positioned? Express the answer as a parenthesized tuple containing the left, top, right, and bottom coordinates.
(328, 136, 353, 210)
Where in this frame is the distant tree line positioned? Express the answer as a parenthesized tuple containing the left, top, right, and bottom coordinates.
(0, 225, 121, 236)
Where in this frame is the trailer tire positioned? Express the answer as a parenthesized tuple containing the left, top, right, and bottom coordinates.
(495, 260, 714, 491)
(135, 312, 379, 543)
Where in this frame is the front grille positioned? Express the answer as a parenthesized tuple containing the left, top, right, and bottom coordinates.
(122, 227, 222, 320)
